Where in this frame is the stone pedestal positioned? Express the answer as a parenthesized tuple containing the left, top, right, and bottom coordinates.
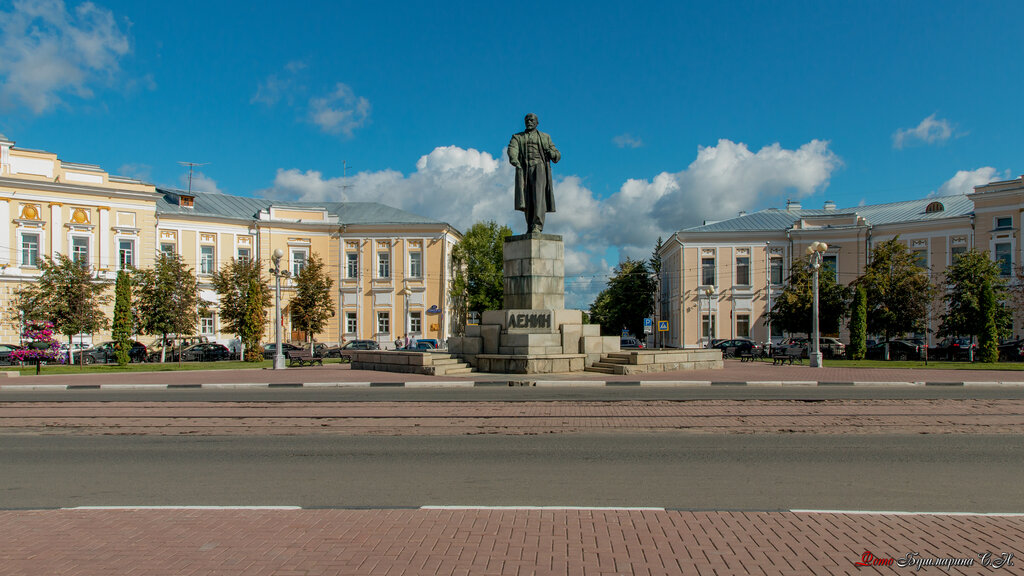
(503, 233, 564, 310)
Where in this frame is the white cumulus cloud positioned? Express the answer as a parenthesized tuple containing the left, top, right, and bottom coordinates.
(308, 83, 371, 136)
(261, 139, 840, 308)
(0, 0, 131, 114)
(613, 133, 643, 148)
(892, 114, 953, 149)
(934, 167, 1008, 196)
(180, 171, 222, 194)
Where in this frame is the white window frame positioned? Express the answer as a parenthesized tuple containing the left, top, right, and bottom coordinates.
(701, 255, 716, 287)
(995, 216, 1013, 230)
(116, 237, 136, 271)
(291, 247, 309, 277)
(200, 313, 215, 335)
(734, 255, 750, 286)
(769, 257, 784, 286)
(18, 230, 43, 267)
(200, 245, 216, 275)
(346, 252, 359, 279)
(994, 241, 1013, 277)
(160, 242, 177, 257)
(377, 249, 391, 279)
(345, 312, 358, 334)
(236, 247, 251, 263)
(409, 250, 423, 279)
(377, 311, 390, 334)
(410, 311, 422, 334)
(70, 234, 90, 266)
(822, 254, 838, 282)
(736, 314, 751, 339)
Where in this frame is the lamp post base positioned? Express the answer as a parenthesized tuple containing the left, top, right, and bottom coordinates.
(273, 354, 287, 370)
(809, 352, 824, 368)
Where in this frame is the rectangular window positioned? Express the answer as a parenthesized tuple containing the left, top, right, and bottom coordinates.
(200, 314, 214, 335)
(346, 252, 359, 278)
(21, 233, 39, 267)
(72, 236, 89, 264)
(409, 251, 423, 278)
(736, 314, 750, 339)
(346, 312, 357, 334)
(995, 242, 1012, 276)
(701, 314, 716, 341)
(735, 256, 750, 285)
(377, 311, 390, 334)
(822, 255, 838, 281)
(410, 311, 422, 334)
(160, 242, 176, 256)
(292, 249, 308, 277)
(378, 251, 391, 278)
(236, 247, 251, 263)
(950, 245, 966, 264)
(996, 216, 1013, 229)
(770, 258, 783, 285)
(200, 245, 215, 275)
(912, 249, 928, 269)
(118, 240, 134, 270)
(701, 257, 715, 286)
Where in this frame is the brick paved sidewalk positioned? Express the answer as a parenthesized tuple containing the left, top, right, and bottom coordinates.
(1, 508, 1019, 575)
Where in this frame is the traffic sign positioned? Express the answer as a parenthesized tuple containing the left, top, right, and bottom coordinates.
(658, 320, 669, 332)
(643, 318, 653, 327)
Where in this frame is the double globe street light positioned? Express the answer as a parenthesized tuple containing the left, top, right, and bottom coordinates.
(806, 241, 828, 368)
(269, 248, 291, 370)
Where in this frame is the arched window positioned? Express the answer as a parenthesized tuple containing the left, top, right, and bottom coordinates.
(925, 201, 944, 213)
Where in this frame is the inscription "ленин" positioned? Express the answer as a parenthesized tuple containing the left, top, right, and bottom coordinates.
(507, 312, 551, 329)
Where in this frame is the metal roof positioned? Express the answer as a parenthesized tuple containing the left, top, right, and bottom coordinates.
(682, 194, 975, 233)
(155, 188, 447, 226)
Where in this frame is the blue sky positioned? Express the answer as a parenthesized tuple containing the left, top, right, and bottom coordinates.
(2, 0, 1022, 307)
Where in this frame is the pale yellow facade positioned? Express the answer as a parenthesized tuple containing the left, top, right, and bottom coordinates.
(660, 182, 1024, 348)
(0, 136, 460, 350)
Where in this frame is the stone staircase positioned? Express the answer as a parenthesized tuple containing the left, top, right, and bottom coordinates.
(347, 350, 475, 376)
(584, 349, 723, 375)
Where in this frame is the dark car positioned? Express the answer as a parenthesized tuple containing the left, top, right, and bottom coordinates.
(81, 341, 147, 364)
(712, 338, 763, 358)
(179, 343, 232, 362)
(865, 339, 926, 361)
(931, 337, 977, 361)
(415, 339, 440, 349)
(0, 344, 24, 365)
(321, 339, 380, 358)
(410, 340, 437, 350)
(998, 339, 1024, 362)
(262, 342, 304, 360)
(621, 337, 644, 349)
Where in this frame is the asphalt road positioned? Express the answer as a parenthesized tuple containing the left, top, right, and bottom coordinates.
(4, 385, 1024, 402)
(3, 434, 1021, 512)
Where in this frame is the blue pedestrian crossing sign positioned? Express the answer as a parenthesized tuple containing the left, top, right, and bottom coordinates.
(658, 320, 669, 332)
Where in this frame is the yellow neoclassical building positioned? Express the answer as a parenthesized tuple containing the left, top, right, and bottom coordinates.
(0, 135, 460, 349)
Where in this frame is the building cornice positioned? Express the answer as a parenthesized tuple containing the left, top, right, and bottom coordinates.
(0, 176, 160, 202)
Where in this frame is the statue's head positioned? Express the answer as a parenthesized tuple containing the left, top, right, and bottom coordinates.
(524, 113, 538, 131)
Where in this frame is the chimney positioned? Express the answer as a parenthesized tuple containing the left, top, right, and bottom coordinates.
(786, 199, 802, 211)
(823, 200, 836, 210)
(738, 210, 747, 217)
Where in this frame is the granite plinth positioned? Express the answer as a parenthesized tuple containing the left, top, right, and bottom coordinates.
(504, 234, 564, 310)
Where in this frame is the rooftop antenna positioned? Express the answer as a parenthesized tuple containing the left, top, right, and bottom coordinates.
(338, 160, 354, 194)
(177, 161, 209, 195)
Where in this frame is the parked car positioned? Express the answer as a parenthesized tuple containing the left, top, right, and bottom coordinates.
(779, 337, 846, 359)
(410, 340, 437, 350)
(415, 339, 440, 349)
(80, 341, 148, 364)
(146, 336, 209, 362)
(178, 342, 233, 362)
(320, 339, 381, 358)
(712, 338, 763, 358)
(261, 342, 304, 360)
(621, 337, 644, 349)
(931, 337, 977, 361)
(865, 339, 926, 361)
(0, 344, 24, 365)
(998, 339, 1024, 362)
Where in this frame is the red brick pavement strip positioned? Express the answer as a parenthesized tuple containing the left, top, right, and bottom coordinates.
(2, 399, 1022, 435)
(0, 508, 1020, 575)
(4, 360, 1024, 388)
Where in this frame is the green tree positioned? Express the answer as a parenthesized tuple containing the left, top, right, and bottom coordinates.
(856, 238, 935, 344)
(212, 258, 271, 361)
(938, 249, 1011, 341)
(848, 285, 867, 360)
(449, 221, 511, 336)
(112, 270, 133, 366)
(290, 252, 335, 352)
(134, 253, 200, 362)
(588, 258, 656, 339)
(979, 279, 1000, 363)
(766, 255, 849, 337)
(13, 254, 109, 364)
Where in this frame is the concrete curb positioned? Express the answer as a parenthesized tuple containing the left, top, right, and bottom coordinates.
(3, 380, 1024, 391)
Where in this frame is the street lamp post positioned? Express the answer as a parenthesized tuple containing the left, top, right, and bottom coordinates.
(699, 286, 714, 348)
(270, 248, 291, 370)
(806, 241, 828, 368)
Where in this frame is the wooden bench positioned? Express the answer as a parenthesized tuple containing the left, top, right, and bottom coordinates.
(739, 352, 756, 362)
(287, 350, 323, 367)
(771, 354, 797, 366)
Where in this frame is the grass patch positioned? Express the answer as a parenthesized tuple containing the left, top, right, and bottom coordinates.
(3, 357, 345, 376)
